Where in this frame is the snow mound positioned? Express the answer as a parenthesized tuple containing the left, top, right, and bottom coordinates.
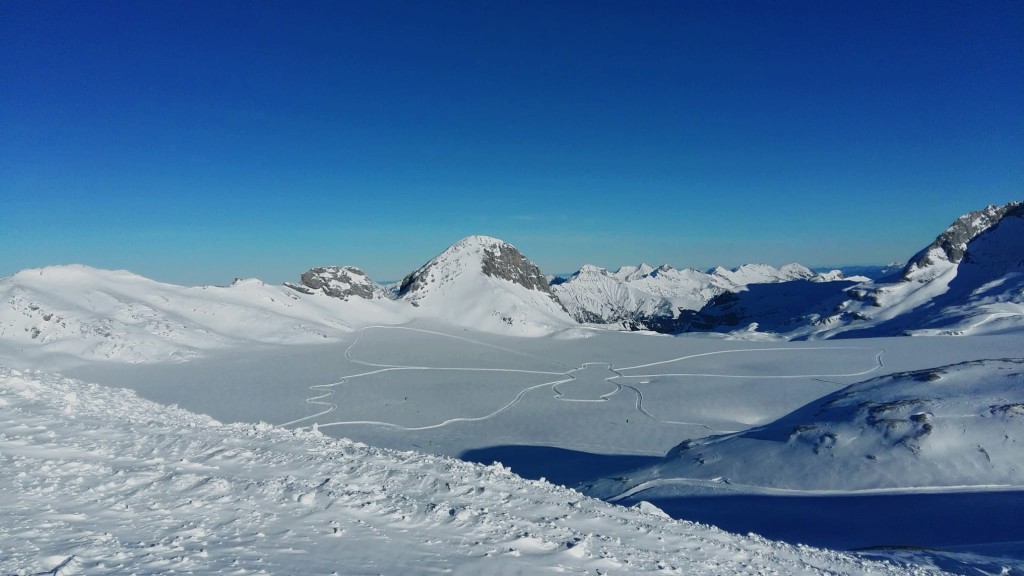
(0, 366, 946, 575)
(584, 359, 1024, 500)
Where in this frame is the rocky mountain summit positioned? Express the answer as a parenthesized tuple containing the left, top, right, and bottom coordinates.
(901, 201, 1022, 282)
(287, 266, 388, 300)
(398, 235, 563, 309)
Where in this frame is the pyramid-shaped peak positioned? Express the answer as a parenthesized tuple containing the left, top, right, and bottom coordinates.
(398, 236, 560, 304)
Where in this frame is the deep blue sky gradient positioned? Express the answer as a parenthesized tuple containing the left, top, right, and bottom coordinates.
(2, 1, 1021, 284)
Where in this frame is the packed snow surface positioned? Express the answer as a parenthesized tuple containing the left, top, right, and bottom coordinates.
(0, 366, 945, 575)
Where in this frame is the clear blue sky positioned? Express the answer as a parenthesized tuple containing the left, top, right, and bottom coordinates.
(2, 1, 1021, 285)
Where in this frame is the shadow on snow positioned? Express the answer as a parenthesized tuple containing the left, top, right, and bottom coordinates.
(460, 445, 660, 487)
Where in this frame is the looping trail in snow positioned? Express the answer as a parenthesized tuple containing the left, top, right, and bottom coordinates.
(281, 327, 887, 434)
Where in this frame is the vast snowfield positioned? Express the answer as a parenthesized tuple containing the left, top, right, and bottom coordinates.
(3, 320, 1022, 574)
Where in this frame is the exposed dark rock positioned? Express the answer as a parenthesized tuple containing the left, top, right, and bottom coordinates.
(287, 266, 382, 301)
(901, 201, 1023, 279)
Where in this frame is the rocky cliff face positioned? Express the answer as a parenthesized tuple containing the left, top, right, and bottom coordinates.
(287, 266, 386, 300)
(901, 201, 1023, 281)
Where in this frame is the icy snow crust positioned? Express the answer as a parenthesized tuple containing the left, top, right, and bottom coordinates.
(0, 366, 942, 576)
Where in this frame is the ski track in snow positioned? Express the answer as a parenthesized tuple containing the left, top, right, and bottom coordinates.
(282, 327, 886, 435)
(608, 477, 1024, 503)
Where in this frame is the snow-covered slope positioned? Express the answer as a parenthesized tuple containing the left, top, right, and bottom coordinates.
(812, 201, 1024, 338)
(0, 365, 948, 575)
(676, 202, 1024, 339)
(584, 359, 1024, 500)
(397, 236, 575, 335)
(676, 279, 861, 335)
(0, 265, 408, 364)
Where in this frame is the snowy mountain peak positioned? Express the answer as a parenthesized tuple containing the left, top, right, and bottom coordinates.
(613, 263, 657, 281)
(395, 236, 572, 334)
(398, 236, 560, 301)
(902, 201, 1023, 281)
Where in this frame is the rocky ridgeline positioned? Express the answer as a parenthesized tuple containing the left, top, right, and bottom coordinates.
(901, 201, 1023, 281)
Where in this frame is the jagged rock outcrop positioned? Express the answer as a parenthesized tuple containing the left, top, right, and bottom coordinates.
(287, 266, 386, 300)
(901, 201, 1023, 282)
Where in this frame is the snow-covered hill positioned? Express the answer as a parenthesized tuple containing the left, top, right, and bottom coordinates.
(814, 201, 1024, 338)
(583, 359, 1024, 500)
(0, 265, 408, 364)
(397, 235, 576, 335)
(0, 365, 949, 575)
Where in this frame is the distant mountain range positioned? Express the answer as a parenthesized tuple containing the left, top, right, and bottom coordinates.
(1, 201, 1020, 363)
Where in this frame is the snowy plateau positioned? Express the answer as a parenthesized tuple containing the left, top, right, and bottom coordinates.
(1, 202, 1022, 575)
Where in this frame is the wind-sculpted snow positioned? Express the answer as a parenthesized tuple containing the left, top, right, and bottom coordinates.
(0, 367, 946, 575)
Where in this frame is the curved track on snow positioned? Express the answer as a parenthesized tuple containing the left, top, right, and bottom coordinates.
(282, 327, 886, 434)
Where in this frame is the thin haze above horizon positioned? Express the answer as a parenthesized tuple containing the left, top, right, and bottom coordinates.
(1, 1, 1021, 286)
